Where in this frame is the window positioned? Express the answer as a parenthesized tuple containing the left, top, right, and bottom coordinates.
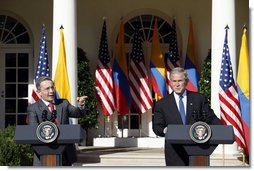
(0, 14, 32, 128)
(0, 15, 30, 44)
(124, 15, 173, 44)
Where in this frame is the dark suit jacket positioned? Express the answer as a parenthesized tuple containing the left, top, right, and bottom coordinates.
(152, 91, 222, 166)
(27, 98, 85, 166)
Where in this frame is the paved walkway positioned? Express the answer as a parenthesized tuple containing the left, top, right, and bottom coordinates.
(74, 146, 249, 167)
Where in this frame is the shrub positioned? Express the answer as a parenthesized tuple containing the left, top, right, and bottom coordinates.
(77, 48, 99, 131)
(198, 49, 211, 105)
(0, 126, 33, 166)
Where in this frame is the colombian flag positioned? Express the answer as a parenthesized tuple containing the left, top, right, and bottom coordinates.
(150, 18, 167, 100)
(54, 28, 71, 103)
(184, 17, 199, 92)
(236, 27, 249, 154)
(112, 21, 131, 115)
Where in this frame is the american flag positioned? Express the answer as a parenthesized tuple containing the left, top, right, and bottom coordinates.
(219, 27, 247, 152)
(165, 19, 181, 94)
(95, 20, 115, 116)
(129, 28, 153, 114)
(30, 25, 50, 104)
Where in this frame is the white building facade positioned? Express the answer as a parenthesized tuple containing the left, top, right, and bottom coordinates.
(0, 0, 250, 157)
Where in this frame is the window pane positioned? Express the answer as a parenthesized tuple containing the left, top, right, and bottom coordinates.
(17, 32, 30, 44)
(141, 15, 152, 27)
(12, 23, 26, 36)
(6, 69, 16, 82)
(118, 115, 129, 129)
(157, 17, 164, 27)
(125, 22, 135, 37)
(5, 53, 16, 67)
(18, 84, 28, 97)
(5, 84, 16, 98)
(5, 115, 16, 127)
(5, 34, 15, 43)
(5, 16, 17, 30)
(0, 15, 5, 29)
(18, 69, 28, 82)
(130, 115, 139, 129)
(5, 99, 16, 113)
(162, 34, 170, 43)
(18, 53, 29, 67)
(18, 99, 28, 113)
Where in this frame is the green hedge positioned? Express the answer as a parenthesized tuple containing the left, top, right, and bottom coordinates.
(198, 49, 211, 105)
(0, 126, 33, 166)
(77, 48, 99, 130)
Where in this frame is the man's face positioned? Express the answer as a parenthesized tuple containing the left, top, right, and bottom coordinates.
(170, 72, 187, 95)
(37, 80, 55, 102)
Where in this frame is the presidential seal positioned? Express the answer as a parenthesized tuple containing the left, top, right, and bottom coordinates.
(36, 121, 59, 143)
(189, 121, 212, 143)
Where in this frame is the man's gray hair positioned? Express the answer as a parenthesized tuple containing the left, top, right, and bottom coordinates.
(36, 76, 54, 90)
(170, 67, 189, 82)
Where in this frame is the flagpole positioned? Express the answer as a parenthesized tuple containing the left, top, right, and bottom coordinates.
(222, 144, 225, 166)
(139, 114, 141, 137)
(108, 115, 111, 137)
(242, 152, 245, 166)
(239, 147, 246, 166)
(111, 115, 114, 137)
(104, 115, 110, 137)
(103, 116, 106, 137)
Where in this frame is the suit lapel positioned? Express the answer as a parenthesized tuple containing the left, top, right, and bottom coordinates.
(38, 99, 48, 111)
(186, 91, 195, 124)
(54, 99, 62, 124)
(37, 100, 49, 122)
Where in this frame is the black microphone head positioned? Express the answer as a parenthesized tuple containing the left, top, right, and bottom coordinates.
(42, 110, 48, 121)
(52, 110, 57, 117)
(50, 110, 57, 122)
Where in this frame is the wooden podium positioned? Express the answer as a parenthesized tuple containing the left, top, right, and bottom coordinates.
(14, 124, 85, 166)
(165, 124, 235, 166)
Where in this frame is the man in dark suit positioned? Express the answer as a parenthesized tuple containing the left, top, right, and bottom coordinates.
(27, 76, 87, 166)
(152, 67, 222, 166)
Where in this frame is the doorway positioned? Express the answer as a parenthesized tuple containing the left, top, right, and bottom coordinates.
(0, 14, 33, 129)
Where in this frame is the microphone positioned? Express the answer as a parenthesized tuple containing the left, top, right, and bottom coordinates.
(50, 110, 57, 122)
(42, 110, 48, 121)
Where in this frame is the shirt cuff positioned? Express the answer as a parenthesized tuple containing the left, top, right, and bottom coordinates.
(163, 127, 167, 134)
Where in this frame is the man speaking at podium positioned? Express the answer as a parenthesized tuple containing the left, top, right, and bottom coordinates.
(27, 76, 87, 166)
(152, 67, 222, 166)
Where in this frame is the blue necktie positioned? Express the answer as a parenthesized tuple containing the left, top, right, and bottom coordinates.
(179, 95, 185, 124)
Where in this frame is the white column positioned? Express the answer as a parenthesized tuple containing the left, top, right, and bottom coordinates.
(52, 0, 78, 124)
(250, 1, 254, 56)
(52, 0, 77, 106)
(250, 2, 254, 152)
(211, 0, 238, 155)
